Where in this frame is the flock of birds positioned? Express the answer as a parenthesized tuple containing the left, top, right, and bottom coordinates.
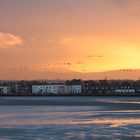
(10, 55, 137, 73)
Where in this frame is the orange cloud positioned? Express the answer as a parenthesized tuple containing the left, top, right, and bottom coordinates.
(0, 32, 23, 48)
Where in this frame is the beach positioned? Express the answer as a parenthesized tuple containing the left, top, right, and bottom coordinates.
(0, 97, 140, 139)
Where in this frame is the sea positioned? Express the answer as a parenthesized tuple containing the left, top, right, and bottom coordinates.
(0, 96, 140, 140)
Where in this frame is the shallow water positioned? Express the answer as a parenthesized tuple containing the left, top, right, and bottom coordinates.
(0, 97, 140, 140)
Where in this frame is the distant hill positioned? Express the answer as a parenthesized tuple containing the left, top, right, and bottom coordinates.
(1, 68, 140, 80)
(81, 69, 140, 80)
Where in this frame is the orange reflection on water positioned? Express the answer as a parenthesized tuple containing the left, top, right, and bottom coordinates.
(0, 118, 140, 127)
(0, 114, 15, 119)
(1, 110, 139, 117)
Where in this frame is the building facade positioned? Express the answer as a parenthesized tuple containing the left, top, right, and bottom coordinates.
(32, 84, 66, 94)
(0, 86, 11, 94)
(65, 85, 82, 94)
(114, 87, 135, 94)
(32, 84, 82, 95)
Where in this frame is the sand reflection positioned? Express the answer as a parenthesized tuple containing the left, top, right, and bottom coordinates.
(0, 110, 140, 128)
(0, 110, 140, 117)
(0, 118, 140, 127)
(0, 114, 15, 118)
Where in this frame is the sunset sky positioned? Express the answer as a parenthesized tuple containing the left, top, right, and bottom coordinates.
(0, 0, 140, 80)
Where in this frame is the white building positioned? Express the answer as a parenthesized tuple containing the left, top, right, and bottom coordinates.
(114, 87, 135, 94)
(0, 86, 11, 94)
(65, 85, 82, 94)
(32, 84, 66, 94)
(32, 84, 82, 95)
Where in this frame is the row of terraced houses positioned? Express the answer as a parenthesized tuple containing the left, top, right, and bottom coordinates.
(0, 79, 140, 96)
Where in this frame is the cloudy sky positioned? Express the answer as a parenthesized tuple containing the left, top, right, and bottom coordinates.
(0, 0, 140, 79)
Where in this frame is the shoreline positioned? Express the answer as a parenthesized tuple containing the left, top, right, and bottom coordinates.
(0, 92, 140, 96)
(0, 96, 140, 109)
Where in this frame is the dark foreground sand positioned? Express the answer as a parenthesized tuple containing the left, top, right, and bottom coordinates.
(0, 96, 140, 110)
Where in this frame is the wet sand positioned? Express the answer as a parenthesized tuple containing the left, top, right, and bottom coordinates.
(0, 97, 140, 140)
(0, 96, 140, 110)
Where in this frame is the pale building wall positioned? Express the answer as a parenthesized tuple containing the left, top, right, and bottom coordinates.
(0, 86, 11, 94)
